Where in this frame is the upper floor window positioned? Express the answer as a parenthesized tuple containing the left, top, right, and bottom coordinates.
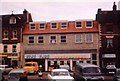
(75, 34, 83, 43)
(50, 36, 56, 44)
(12, 45, 16, 53)
(85, 34, 93, 43)
(76, 21, 82, 28)
(12, 30, 17, 39)
(9, 17, 16, 24)
(3, 31, 8, 39)
(38, 35, 44, 44)
(60, 35, 67, 43)
(4, 45, 7, 53)
(61, 22, 67, 29)
(86, 21, 93, 28)
(39, 23, 46, 30)
(107, 39, 113, 48)
(28, 36, 34, 44)
(51, 23, 57, 29)
(30, 23, 36, 30)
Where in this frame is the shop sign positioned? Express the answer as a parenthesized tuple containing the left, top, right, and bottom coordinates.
(102, 54, 116, 58)
(25, 54, 50, 59)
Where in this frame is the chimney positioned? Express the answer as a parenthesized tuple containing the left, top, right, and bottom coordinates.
(23, 9, 29, 23)
(113, 2, 117, 11)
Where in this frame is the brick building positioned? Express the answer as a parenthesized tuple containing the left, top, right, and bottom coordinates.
(23, 19, 99, 71)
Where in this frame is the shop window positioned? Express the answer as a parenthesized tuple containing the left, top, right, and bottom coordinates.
(28, 36, 34, 44)
(92, 54, 96, 60)
(50, 36, 56, 44)
(9, 17, 16, 24)
(75, 34, 83, 43)
(60, 35, 66, 43)
(86, 61, 90, 63)
(12, 45, 16, 53)
(38, 35, 44, 44)
(4, 45, 7, 53)
(92, 61, 97, 65)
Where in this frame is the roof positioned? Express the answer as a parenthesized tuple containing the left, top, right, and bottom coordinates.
(76, 63, 99, 68)
(9, 68, 26, 74)
(52, 69, 68, 72)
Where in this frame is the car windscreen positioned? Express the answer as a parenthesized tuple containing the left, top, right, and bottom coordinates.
(52, 71, 69, 76)
(83, 67, 101, 74)
(24, 63, 33, 66)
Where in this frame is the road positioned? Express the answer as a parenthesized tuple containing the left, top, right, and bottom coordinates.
(3, 72, 114, 81)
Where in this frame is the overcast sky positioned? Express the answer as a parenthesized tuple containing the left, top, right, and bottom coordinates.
(0, 0, 120, 22)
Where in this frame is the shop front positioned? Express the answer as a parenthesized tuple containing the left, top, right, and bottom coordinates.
(25, 53, 93, 71)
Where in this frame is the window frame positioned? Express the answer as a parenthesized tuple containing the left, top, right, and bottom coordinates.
(75, 21, 82, 28)
(4, 45, 8, 53)
(85, 34, 93, 43)
(39, 23, 46, 30)
(75, 34, 83, 43)
(50, 35, 57, 44)
(61, 22, 68, 29)
(60, 35, 67, 43)
(51, 22, 57, 29)
(85, 21, 93, 28)
(29, 23, 36, 30)
(9, 17, 16, 24)
(3, 31, 8, 39)
(12, 44, 17, 53)
(37, 35, 44, 44)
(28, 36, 35, 44)
(12, 30, 17, 39)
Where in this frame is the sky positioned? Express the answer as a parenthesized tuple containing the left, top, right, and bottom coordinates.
(0, 0, 120, 22)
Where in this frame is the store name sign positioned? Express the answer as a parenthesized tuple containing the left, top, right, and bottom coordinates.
(25, 54, 50, 59)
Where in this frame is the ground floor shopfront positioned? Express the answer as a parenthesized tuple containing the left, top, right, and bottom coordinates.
(25, 50, 98, 71)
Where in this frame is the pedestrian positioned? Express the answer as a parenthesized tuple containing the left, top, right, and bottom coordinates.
(19, 72, 28, 81)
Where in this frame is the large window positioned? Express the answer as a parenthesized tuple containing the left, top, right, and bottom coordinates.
(3, 31, 8, 39)
(30, 23, 36, 30)
(85, 34, 93, 43)
(75, 34, 83, 43)
(12, 30, 17, 39)
(39, 23, 46, 30)
(61, 22, 67, 29)
(86, 21, 93, 28)
(12, 45, 16, 53)
(76, 21, 82, 28)
(60, 35, 67, 43)
(38, 36, 44, 44)
(92, 54, 97, 65)
(51, 23, 57, 29)
(50, 36, 56, 44)
(9, 17, 16, 24)
(28, 36, 34, 44)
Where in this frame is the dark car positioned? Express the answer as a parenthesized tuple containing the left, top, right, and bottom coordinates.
(113, 68, 120, 81)
(106, 65, 116, 75)
(73, 63, 104, 81)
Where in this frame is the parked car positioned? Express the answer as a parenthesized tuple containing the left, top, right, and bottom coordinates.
(23, 62, 39, 74)
(113, 68, 120, 81)
(73, 63, 104, 81)
(47, 69, 74, 81)
(8, 68, 28, 81)
(59, 64, 70, 71)
(0, 65, 13, 74)
(106, 64, 116, 75)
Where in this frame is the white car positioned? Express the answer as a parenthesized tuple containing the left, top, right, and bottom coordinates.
(0, 65, 13, 74)
(47, 69, 74, 81)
